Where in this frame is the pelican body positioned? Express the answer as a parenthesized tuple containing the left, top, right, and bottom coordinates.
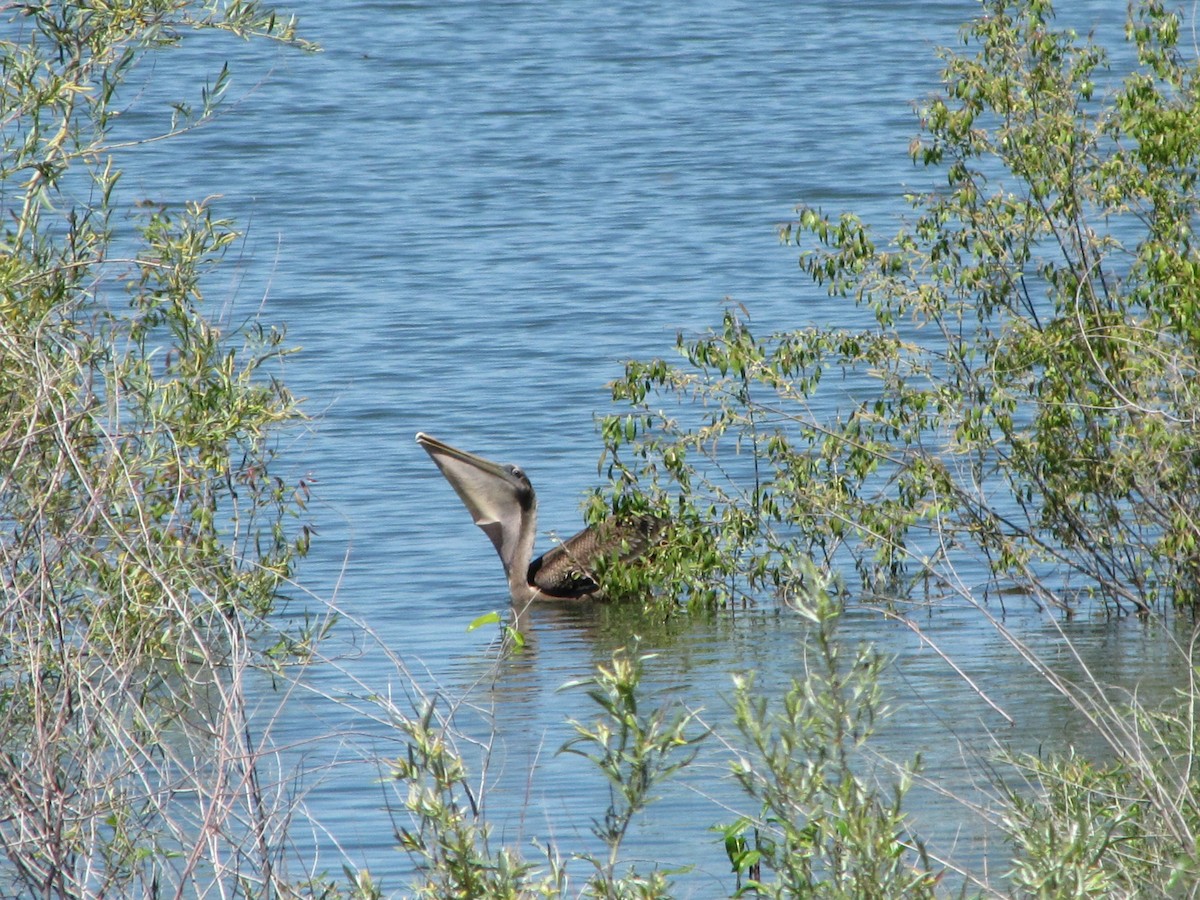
(416, 432, 660, 603)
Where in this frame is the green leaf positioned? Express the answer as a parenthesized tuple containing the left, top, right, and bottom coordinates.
(466, 610, 501, 632)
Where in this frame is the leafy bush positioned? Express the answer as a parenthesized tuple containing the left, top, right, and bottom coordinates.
(597, 0, 1200, 616)
(0, 2, 320, 895)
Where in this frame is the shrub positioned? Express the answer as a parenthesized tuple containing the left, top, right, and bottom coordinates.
(0, 2, 319, 895)
(597, 0, 1200, 616)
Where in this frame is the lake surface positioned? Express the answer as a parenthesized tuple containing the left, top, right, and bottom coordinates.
(94, 0, 1196, 894)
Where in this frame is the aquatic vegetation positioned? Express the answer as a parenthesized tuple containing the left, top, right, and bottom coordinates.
(0, 1, 319, 895)
(598, 0, 1200, 618)
(388, 573, 936, 898)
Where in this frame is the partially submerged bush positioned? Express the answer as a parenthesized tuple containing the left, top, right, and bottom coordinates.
(598, 0, 1200, 616)
(724, 580, 936, 898)
(0, 2, 318, 895)
(999, 662, 1200, 897)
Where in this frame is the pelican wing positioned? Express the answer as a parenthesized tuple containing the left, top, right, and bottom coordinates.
(530, 514, 663, 599)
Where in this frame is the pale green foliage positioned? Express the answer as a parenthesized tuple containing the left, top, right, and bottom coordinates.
(599, 0, 1200, 615)
(391, 649, 704, 900)
(0, 1, 322, 896)
(724, 574, 935, 898)
(392, 698, 565, 899)
(561, 647, 706, 898)
(1001, 752, 1127, 898)
(391, 601, 940, 898)
(1000, 687, 1200, 898)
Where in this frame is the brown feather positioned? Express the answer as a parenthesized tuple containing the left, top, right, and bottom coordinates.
(528, 514, 664, 599)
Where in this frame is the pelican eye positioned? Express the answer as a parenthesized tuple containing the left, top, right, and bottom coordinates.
(508, 465, 526, 481)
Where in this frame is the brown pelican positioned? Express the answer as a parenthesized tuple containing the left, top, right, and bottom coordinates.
(416, 432, 662, 603)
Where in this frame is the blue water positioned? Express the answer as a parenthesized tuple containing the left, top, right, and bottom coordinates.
(92, 0, 1195, 894)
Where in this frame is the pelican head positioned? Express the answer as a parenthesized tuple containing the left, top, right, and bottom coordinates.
(415, 432, 540, 601)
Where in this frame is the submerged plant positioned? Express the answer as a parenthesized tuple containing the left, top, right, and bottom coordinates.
(561, 647, 707, 898)
(392, 696, 562, 899)
(390, 646, 705, 900)
(992, 631, 1200, 898)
